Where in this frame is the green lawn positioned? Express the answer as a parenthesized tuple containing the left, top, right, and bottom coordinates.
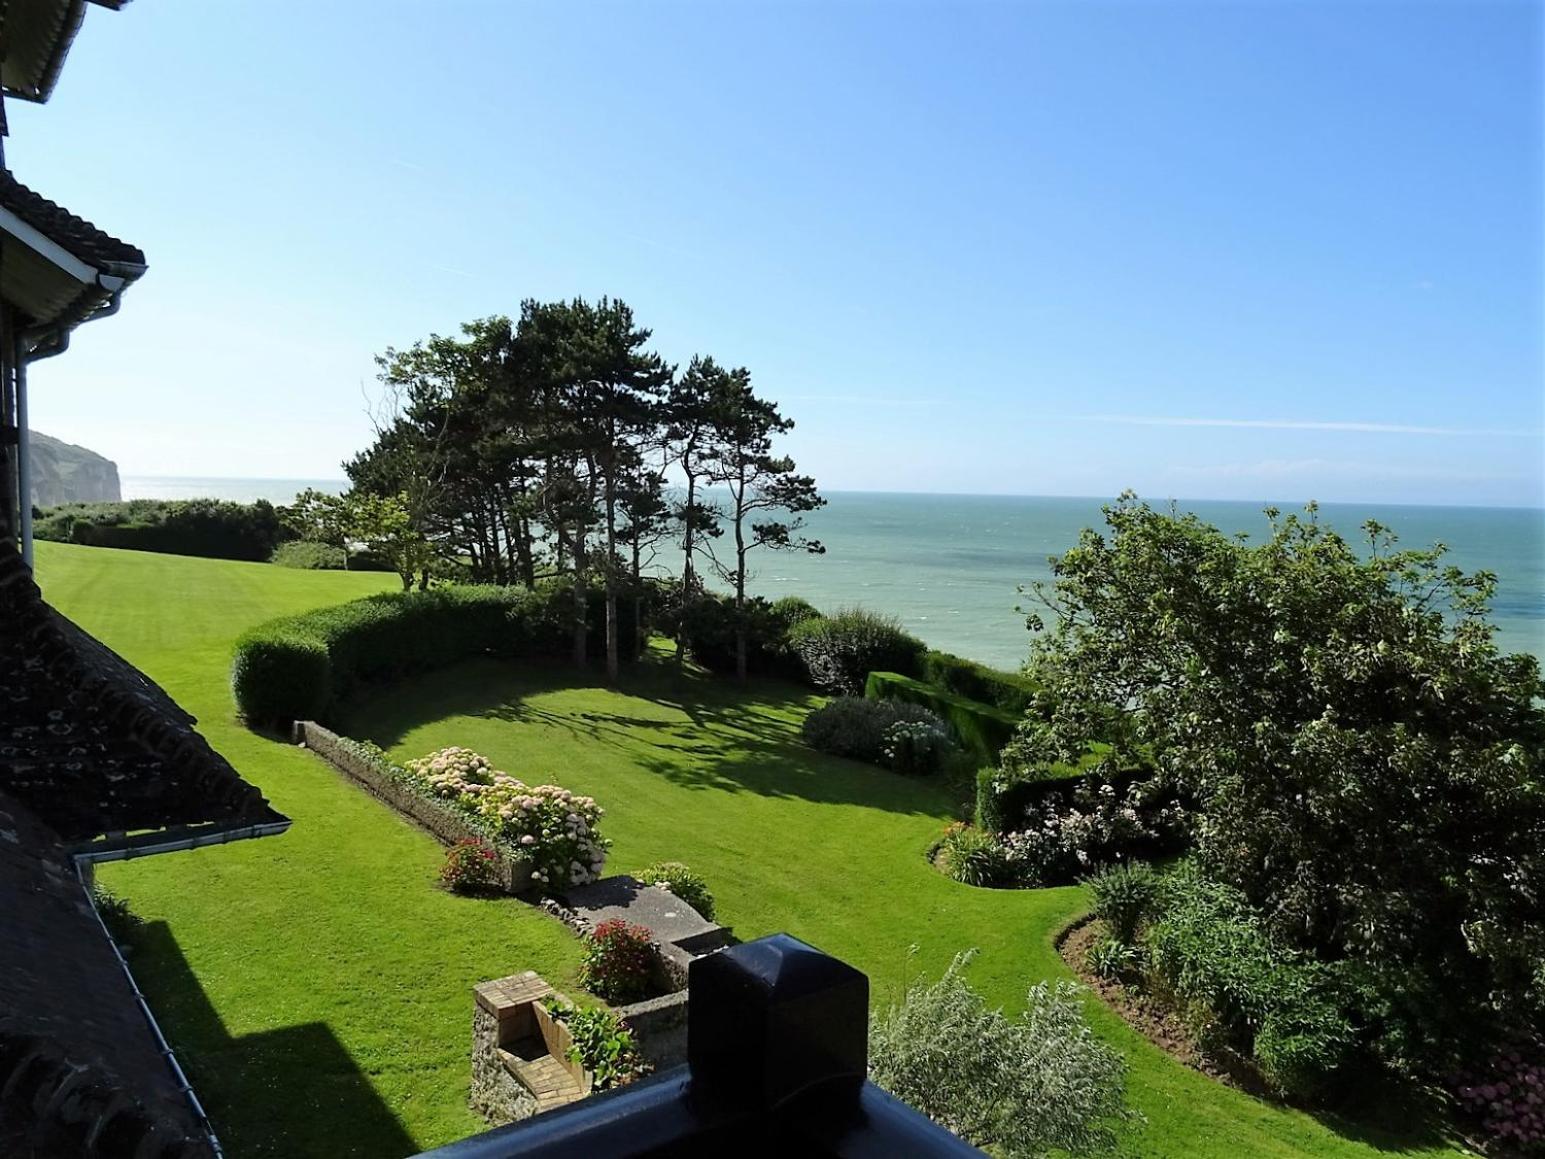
(36, 541, 1463, 1159)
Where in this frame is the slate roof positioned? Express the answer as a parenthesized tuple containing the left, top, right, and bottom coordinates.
(0, 540, 282, 846)
(0, 790, 214, 1159)
(0, 168, 147, 272)
(1, 0, 129, 106)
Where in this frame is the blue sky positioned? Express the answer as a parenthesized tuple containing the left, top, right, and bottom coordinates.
(13, 0, 1543, 506)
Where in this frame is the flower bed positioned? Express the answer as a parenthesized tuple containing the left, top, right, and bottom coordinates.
(295, 724, 608, 894)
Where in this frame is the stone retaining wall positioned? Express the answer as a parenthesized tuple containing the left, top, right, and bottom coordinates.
(294, 720, 532, 894)
(614, 991, 690, 1071)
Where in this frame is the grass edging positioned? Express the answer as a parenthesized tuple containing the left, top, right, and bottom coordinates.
(295, 719, 534, 894)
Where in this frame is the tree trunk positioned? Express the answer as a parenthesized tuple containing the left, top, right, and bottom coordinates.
(603, 462, 620, 684)
(676, 469, 697, 667)
(733, 472, 748, 683)
(515, 514, 535, 587)
(572, 523, 588, 667)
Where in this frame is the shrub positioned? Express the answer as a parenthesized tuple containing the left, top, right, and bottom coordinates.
(579, 919, 657, 1004)
(867, 671, 1020, 762)
(1086, 862, 1160, 944)
(1021, 495, 1545, 1074)
(869, 952, 1135, 1157)
(1085, 935, 1140, 982)
(975, 761, 1089, 833)
(231, 583, 600, 724)
(545, 1000, 651, 1091)
(1145, 864, 1354, 1099)
(91, 884, 141, 944)
(993, 780, 1188, 888)
(768, 595, 824, 631)
(680, 591, 811, 680)
(881, 716, 954, 776)
(921, 650, 1041, 714)
(936, 823, 1011, 887)
(787, 608, 927, 694)
(403, 747, 608, 892)
(440, 839, 501, 894)
(270, 540, 348, 569)
(801, 696, 943, 767)
(636, 861, 716, 920)
(37, 498, 292, 561)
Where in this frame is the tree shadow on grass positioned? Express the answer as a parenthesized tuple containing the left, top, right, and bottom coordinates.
(341, 655, 955, 819)
(1305, 1071, 1459, 1156)
(128, 921, 421, 1159)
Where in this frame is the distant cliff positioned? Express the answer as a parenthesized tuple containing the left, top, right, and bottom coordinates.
(29, 432, 121, 507)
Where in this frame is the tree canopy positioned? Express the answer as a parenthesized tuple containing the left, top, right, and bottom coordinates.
(1012, 494, 1545, 1068)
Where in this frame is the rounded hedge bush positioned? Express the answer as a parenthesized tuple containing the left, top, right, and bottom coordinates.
(802, 696, 946, 768)
(787, 608, 927, 694)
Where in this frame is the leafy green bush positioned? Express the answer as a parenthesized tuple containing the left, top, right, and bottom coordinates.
(869, 952, 1135, 1156)
(800, 696, 943, 767)
(544, 1000, 651, 1091)
(1086, 862, 1160, 944)
(270, 540, 348, 569)
(37, 498, 292, 561)
(1021, 495, 1545, 1072)
(681, 591, 811, 680)
(232, 583, 599, 724)
(636, 861, 716, 920)
(1085, 935, 1140, 982)
(1145, 864, 1354, 1098)
(921, 650, 1041, 714)
(579, 919, 657, 1004)
(866, 671, 1020, 763)
(768, 595, 824, 631)
(787, 608, 927, 694)
(936, 823, 1011, 887)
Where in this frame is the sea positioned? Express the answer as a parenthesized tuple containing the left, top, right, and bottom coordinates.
(121, 476, 1545, 671)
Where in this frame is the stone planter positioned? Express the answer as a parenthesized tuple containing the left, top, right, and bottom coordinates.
(295, 720, 533, 894)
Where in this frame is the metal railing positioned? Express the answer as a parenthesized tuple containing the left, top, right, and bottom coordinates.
(416, 933, 982, 1159)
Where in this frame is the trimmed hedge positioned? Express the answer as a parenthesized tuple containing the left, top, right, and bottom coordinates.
(38, 498, 291, 561)
(865, 670, 1019, 763)
(920, 650, 1040, 715)
(232, 581, 638, 724)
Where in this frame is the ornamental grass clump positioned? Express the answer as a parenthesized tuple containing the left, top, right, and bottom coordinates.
(403, 746, 608, 892)
(1085, 861, 1161, 944)
(869, 952, 1135, 1157)
(936, 823, 1012, 888)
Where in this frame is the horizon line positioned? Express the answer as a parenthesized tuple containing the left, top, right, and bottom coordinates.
(117, 474, 1545, 513)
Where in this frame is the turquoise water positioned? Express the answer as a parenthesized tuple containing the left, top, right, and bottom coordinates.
(121, 478, 1545, 670)
(741, 493, 1545, 670)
